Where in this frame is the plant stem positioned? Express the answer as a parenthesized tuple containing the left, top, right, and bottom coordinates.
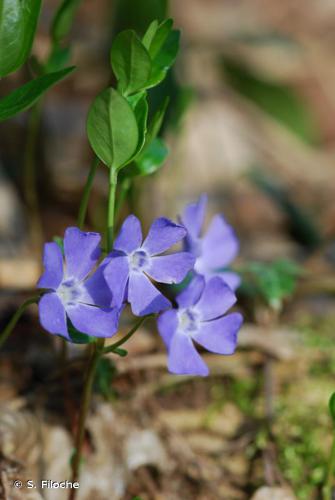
(68, 340, 104, 497)
(324, 434, 335, 500)
(77, 156, 100, 229)
(115, 177, 131, 222)
(69, 167, 118, 500)
(107, 168, 118, 251)
(104, 315, 152, 354)
(0, 296, 39, 349)
(23, 102, 43, 254)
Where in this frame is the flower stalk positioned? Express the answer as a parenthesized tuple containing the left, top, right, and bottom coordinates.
(69, 166, 118, 499)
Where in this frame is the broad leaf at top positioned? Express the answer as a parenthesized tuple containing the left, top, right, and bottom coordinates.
(111, 30, 152, 96)
(87, 88, 139, 169)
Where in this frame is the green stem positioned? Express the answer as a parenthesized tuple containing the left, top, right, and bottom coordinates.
(69, 167, 118, 499)
(115, 177, 131, 223)
(23, 102, 43, 253)
(324, 434, 335, 500)
(0, 296, 39, 349)
(77, 156, 100, 229)
(104, 315, 153, 354)
(107, 168, 118, 251)
(69, 340, 104, 497)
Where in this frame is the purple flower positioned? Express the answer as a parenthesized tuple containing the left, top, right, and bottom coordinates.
(37, 227, 119, 340)
(104, 215, 195, 316)
(180, 194, 240, 290)
(157, 275, 243, 376)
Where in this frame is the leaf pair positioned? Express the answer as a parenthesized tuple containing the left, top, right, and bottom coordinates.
(87, 20, 179, 173)
(111, 19, 180, 96)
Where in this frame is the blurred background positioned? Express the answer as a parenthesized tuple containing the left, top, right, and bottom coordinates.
(1, 0, 335, 499)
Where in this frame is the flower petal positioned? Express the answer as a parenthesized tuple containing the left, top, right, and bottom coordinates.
(195, 277, 236, 321)
(193, 312, 242, 355)
(103, 252, 130, 308)
(180, 194, 207, 239)
(157, 309, 178, 349)
(220, 271, 241, 291)
(148, 253, 195, 284)
(114, 215, 142, 254)
(142, 217, 186, 256)
(197, 215, 239, 271)
(64, 227, 101, 280)
(38, 292, 69, 339)
(37, 242, 64, 290)
(168, 331, 209, 376)
(176, 275, 205, 308)
(83, 256, 114, 308)
(66, 303, 119, 337)
(128, 271, 171, 316)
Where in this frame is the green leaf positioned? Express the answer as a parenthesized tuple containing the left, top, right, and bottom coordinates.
(51, 0, 82, 44)
(145, 23, 180, 88)
(144, 18, 173, 59)
(44, 45, 71, 73)
(127, 92, 148, 158)
(87, 88, 139, 169)
(222, 57, 319, 144)
(67, 321, 96, 344)
(133, 137, 168, 177)
(142, 19, 159, 50)
(111, 30, 152, 96)
(0, 66, 75, 121)
(0, 0, 42, 77)
(329, 393, 335, 425)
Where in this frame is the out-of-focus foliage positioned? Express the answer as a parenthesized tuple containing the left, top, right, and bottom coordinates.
(250, 169, 322, 250)
(222, 57, 319, 145)
(113, 0, 167, 36)
(0, 0, 41, 76)
(0, 67, 75, 121)
(241, 259, 302, 310)
(51, 0, 82, 45)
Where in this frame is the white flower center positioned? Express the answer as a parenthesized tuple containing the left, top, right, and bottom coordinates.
(57, 278, 84, 307)
(129, 249, 150, 272)
(178, 308, 200, 335)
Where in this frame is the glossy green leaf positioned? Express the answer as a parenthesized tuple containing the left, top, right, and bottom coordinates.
(51, 0, 82, 44)
(142, 19, 159, 50)
(127, 92, 148, 158)
(144, 18, 172, 59)
(133, 138, 168, 177)
(87, 88, 139, 169)
(146, 24, 180, 88)
(0, 66, 75, 121)
(0, 0, 42, 77)
(329, 393, 335, 425)
(222, 58, 319, 144)
(111, 30, 152, 96)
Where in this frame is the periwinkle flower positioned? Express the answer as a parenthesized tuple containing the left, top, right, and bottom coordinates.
(104, 215, 195, 316)
(37, 227, 119, 339)
(157, 275, 243, 376)
(180, 194, 240, 290)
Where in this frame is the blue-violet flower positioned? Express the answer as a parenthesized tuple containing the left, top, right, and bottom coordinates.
(157, 275, 243, 376)
(104, 215, 195, 316)
(180, 194, 240, 290)
(37, 227, 119, 339)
